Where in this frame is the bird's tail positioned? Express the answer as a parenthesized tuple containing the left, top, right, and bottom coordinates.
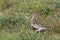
(46, 26, 52, 30)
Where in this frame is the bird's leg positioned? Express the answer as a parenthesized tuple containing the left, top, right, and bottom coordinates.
(35, 29, 41, 33)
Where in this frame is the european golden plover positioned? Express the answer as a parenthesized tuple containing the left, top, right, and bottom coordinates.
(31, 13, 51, 32)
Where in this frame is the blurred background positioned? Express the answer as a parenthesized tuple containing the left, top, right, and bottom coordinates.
(0, 0, 60, 40)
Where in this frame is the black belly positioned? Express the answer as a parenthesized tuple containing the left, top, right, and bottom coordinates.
(32, 26, 38, 31)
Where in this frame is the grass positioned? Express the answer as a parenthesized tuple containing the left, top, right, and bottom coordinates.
(0, 29, 60, 40)
(0, 0, 60, 40)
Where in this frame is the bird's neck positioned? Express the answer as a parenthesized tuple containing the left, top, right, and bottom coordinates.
(31, 16, 35, 25)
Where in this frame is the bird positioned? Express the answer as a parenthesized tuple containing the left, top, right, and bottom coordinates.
(31, 13, 51, 32)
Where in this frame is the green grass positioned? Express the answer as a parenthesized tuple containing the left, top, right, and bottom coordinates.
(0, 0, 60, 40)
(0, 29, 60, 40)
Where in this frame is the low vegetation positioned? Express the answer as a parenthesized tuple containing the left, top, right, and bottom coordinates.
(0, 0, 60, 40)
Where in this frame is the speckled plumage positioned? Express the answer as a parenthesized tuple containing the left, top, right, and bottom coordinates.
(31, 13, 48, 32)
